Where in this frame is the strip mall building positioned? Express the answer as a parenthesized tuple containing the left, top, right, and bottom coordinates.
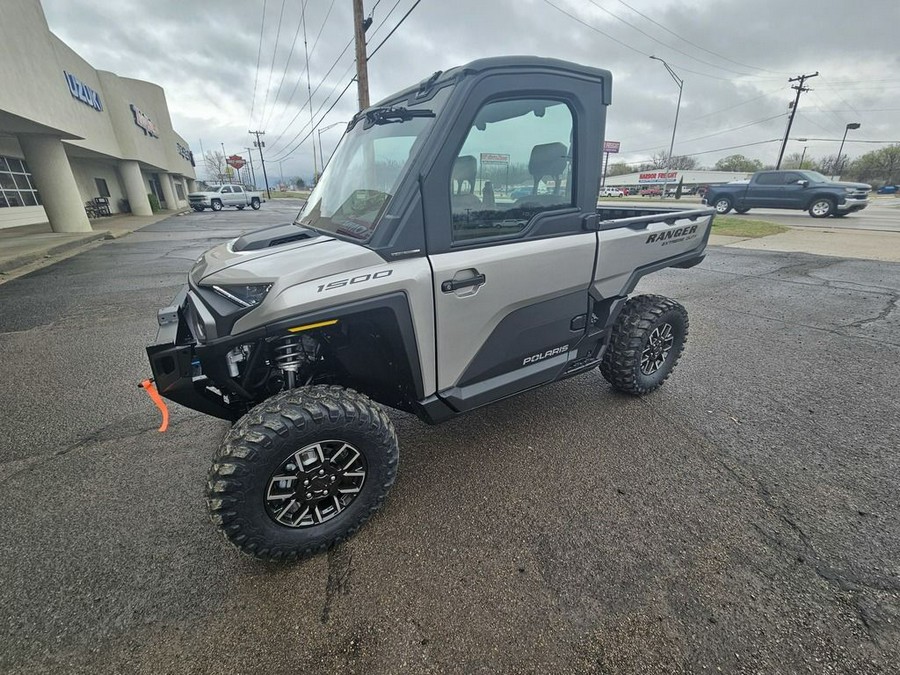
(0, 0, 196, 233)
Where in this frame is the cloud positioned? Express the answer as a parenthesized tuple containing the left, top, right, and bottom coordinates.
(41, 0, 900, 180)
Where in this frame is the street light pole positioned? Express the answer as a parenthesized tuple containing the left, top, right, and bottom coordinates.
(650, 56, 683, 200)
(317, 121, 347, 173)
(834, 122, 860, 180)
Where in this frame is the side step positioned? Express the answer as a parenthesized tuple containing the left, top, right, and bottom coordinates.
(565, 356, 602, 375)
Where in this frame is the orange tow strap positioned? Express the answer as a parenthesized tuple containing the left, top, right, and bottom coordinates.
(140, 379, 170, 432)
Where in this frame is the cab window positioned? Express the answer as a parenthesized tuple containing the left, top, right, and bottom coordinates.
(450, 99, 574, 243)
(220, 186, 232, 193)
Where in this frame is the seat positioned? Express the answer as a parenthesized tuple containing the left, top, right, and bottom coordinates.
(451, 155, 481, 212)
(452, 155, 477, 195)
(515, 142, 569, 206)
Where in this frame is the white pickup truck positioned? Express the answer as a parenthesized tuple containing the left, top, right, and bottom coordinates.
(188, 184, 264, 212)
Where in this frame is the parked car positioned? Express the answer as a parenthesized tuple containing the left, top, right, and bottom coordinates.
(189, 184, 264, 211)
(876, 185, 898, 194)
(639, 187, 661, 197)
(599, 187, 624, 197)
(704, 170, 871, 218)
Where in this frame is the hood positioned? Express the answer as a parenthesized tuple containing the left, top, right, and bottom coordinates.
(190, 223, 386, 298)
(827, 181, 871, 190)
(189, 223, 332, 284)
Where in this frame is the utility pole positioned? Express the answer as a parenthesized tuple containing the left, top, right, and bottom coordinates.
(352, 0, 371, 110)
(245, 147, 257, 188)
(776, 71, 818, 169)
(248, 130, 271, 199)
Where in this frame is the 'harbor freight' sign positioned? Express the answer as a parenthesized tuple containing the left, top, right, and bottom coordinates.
(64, 71, 102, 111)
(638, 171, 678, 184)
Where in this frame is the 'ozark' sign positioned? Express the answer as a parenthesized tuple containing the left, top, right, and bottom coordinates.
(64, 71, 102, 111)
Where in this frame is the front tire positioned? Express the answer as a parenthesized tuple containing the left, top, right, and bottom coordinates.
(713, 197, 733, 214)
(600, 294, 688, 395)
(236, 205, 245, 210)
(735, 207, 751, 214)
(207, 386, 399, 561)
(211, 199, 223, 212)
(192, 206, 204, 212)
(809, 198, 834, 218)
(251, 198, 261, 210)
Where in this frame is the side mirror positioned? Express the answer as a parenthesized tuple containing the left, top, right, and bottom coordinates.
(797, 179, 809, 186)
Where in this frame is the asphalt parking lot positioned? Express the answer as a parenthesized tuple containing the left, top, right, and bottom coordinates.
(1, 200, 898, 673)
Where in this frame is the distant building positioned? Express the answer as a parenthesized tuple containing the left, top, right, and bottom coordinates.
(0, 0, 196, 232)
(606, 170, 753, 192)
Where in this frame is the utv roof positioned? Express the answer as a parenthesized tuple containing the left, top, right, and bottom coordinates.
(373, 55, 613, 108)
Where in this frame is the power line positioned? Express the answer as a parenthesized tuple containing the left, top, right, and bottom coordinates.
(614, 0, 791, 75)
(539, 0, 781, 83)
(367, 0, 403, 41)
(266, 37, 354, 152)
(267, 0, 408, 156)
(265, 0, 338, 135)
(262, 0, 311, 131)
(586, 0, 764, 78)
(620, 138, 782, 165)
(259, 0, 288, 128)
(368, 0, 423, 61)
(625, 113, 788, 155)
(268, 55, 357, 160)
(247, 0, 269, 129)
(269, 78, 356, 163)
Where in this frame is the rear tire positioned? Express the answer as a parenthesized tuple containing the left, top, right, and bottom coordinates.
(734, 207, 751, 214)
(251, 198, 261, 210)
(600, 294, 688, 395)
(211, 200, 223, 212)
(207, 386, 399, 561)
(808, 198, 834, 218)
(713, 197, 733, 214)
(236, 205, 245, 210)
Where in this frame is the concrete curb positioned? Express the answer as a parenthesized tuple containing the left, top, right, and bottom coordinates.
(0, 230, 108, 274)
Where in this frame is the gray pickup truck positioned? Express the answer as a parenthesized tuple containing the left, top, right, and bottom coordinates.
(145, 56, 715, 561)
(704, 170, 871, 218)
(188, 184, 263, 212)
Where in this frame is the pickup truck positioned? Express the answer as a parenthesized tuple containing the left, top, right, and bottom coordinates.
(188, 184, 263, 212)
(704, 170, 871, 218)
(144, 56, 715, 561)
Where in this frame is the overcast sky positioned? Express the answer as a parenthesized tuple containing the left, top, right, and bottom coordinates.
(42, 0, 900, 182)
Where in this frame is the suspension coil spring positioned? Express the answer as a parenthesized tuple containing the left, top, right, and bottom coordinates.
(273, 336, 305, 372)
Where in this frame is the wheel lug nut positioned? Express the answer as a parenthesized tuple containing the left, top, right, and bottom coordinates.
(319, 469, 324, 475)
(304, 480, 310, 486)
(306, 493, 312, 499)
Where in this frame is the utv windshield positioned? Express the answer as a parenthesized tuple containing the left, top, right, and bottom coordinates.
(295, 92, 447, 242)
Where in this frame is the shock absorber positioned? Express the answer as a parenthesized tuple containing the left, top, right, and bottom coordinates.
(273, 335, 318, 388)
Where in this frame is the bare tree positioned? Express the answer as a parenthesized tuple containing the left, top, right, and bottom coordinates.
(203, 150, 227, 183)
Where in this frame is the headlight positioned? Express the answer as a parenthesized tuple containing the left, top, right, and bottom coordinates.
(211, 283, 272, 308)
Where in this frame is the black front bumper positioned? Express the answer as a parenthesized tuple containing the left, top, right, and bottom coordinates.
(146, 286, 242, 421)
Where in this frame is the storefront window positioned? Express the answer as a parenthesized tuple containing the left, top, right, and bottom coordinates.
(0, 156, 41, 208)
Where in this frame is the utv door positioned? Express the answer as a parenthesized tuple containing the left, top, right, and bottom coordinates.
(422, 80, 608, 412)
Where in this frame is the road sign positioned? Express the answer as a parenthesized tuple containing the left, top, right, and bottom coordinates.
(603, 141, 620, 153)
(226, 155, 246, 170)
(480, 153, 510, 163)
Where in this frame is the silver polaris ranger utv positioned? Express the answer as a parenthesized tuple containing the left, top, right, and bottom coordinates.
(145, 57, 715, 561)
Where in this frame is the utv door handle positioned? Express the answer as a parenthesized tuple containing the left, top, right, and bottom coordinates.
(441, 273, 486, 293)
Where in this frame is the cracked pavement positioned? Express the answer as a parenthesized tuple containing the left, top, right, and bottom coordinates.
(1, 200, 898, 673)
